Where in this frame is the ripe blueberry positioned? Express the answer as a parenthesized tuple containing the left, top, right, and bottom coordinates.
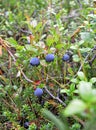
(24, 122, 29, 129)
(30, 57, 40, 66)
(62, 54, 70, 61)
(45, 54, 55, 62)
(34, 88, 43, 97)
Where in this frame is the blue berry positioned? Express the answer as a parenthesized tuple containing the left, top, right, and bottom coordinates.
(34, 88, 43, 97)
(30, 57, 40, 66)
(45, 54, 55, 62)
(24, 122, 29, 129)
(62, 54, 70, 61)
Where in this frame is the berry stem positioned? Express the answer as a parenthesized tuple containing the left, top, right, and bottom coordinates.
(43, 71, 63, 88)
(63, 62, 67, 84)
(77, 47, 87, 79)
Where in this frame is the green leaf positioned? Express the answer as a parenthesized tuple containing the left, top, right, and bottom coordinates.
(46, 35, 54, 46)
(42, 109, 68, 130)
(64, 99, 87, 116)
(91, 89, 96, 102)
(60, 89, 69, 94)
(70, 45, 78, 50)
(79, 47, 91, 53)
(77, 71, 86, 81)
(25, 45, 38, 52)
(56, 44, 64, 49)
(80, 32, 94, 42)
(73, 55, 80, 62)
(90, 77, 96, 84)
(7, 37, 24, 50)
(78, 81, 93, 102)
(7, 37, 18, 47)
(35, 22, 42, 32)
(71, 78, 79, 84)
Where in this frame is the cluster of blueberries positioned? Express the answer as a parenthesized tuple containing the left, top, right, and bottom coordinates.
(22, 54, 70, 128)
(30, 53, 70, 66)
(31, 53, 70, 98)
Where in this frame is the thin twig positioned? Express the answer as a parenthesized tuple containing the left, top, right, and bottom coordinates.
(78, 45, 96, 72)
(44, 86, 66, 107)
(20, 29, 32, 35)
(14, 25, 32, 35)
(76, 0, 82, 8)
(6, 48, 36, 85)
(89, 54, 96, 66)
(65, 45, 96, 86)
(21, 70, 35, 84)
(73, 115, 85, 126)
(7, 49, 16, 62)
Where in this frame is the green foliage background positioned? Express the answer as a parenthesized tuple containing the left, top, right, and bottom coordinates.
(0, 0, 96, 129)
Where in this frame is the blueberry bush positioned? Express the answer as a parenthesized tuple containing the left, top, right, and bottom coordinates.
(0, 0, 96, 130)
